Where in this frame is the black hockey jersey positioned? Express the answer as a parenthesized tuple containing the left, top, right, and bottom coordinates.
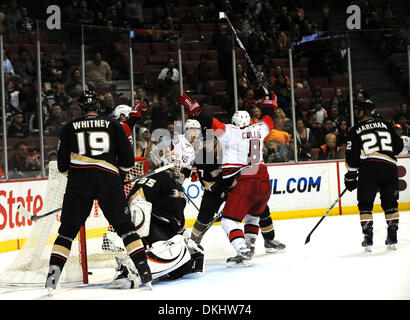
(57, 114, 134, 192)
(194, 147, 235, 195)
(127, 171, 186, 226)
(345, 118, 404, 170)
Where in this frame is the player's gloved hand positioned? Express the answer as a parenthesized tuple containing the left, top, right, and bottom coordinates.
(129, 102, 147, 118)
(177, 93, 200, 116)
(263, 90, 278, 110)
(344, 171, 358, 191)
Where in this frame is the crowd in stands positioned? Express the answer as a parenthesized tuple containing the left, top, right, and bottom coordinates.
(0, 0, 409, 180)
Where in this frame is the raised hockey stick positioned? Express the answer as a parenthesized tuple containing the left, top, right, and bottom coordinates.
(219, 11, 269, 94)
(304, 188, 347, 244)
(17, 204, 62, 222)
(124, 163, 174, 185)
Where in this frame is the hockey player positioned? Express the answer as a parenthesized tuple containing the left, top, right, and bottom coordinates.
(109, 153, 204, 288)
(112, 102, 145, 145)
(178, 92, 277, 267)
(344, 99, 404, 251)
(45, 90, 152, 293)
(191, 119, 285, 255)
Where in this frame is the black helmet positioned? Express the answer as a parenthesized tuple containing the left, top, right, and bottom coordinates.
(79, 90, 99, 112)
(357, 99, 375, 116)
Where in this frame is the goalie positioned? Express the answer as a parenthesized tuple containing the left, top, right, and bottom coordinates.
(108, 153, 204, 289)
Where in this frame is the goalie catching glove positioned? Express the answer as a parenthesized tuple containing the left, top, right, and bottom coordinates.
(344, 171, 358, 191)
(177, 93, 201, 116)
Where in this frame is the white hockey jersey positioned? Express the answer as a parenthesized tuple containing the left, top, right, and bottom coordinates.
(212, 116, 274, 178)
(170, 134, 196, 170)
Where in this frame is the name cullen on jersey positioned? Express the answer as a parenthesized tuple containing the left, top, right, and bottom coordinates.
(355, 121, 387, 134)
(72, 119, 111, 130)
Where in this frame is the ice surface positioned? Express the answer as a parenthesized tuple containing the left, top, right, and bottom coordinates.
(1, 211, 409, 300)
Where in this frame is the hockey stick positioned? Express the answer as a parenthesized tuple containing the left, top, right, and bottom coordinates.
(124, 163, 174, 185)
(204, 210, 223, 232)
(17, 204, 61, 222)
(219, 11, 269, 94)
(304, 188, 347, 244)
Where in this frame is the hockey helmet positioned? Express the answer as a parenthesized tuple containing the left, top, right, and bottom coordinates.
(162, 151, 181, 172)
(232, 110, 251, 128)
(113, 104, 132, 120)
(184, 119, 202, 143)
(357, 99, 375, 116)
(79, 90, 99, 112)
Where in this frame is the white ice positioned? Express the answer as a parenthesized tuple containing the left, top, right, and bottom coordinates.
(1, 211, 409, 300)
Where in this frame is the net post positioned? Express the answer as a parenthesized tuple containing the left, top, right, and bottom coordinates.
(79, 225, 89, 284)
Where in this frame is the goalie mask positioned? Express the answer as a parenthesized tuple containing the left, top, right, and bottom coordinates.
(232, 110, 250, 128)
(113, 104, 132, 121)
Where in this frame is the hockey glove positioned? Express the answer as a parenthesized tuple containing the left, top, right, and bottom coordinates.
(129, 102, 147, 118)
(263, 90, 278, 110)
(344, 171, 358, 191)
(177, 93, 200, 116)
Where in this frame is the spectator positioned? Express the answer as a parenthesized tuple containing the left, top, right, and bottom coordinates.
(353, 82, 370, 99)
(311, 87, 324, 106)
(85, 52, 112, 90)
(305, 109, 322, 146)
(295, 118, 316, 161)
(276, 6, 291, 32)
(394, 103, 410, 123)
(5, 79, 22, 114)
(212, 23, 232, 79)
(157, 58, 179, 83)
(8, 141, 40, 179)
(276, 32, 291, 58)
(29, 105, 49, 135)
(43, 56, 64, 83)
(157, 69, 176, 97)
(332, 88, 348, 117)
(137, 127, 154, 160)
(195, 54, 213, 95)
(8, 112, 29, 138)
(16, 6, 34, 34)
(317, 117, 336, 146)
(46, 103, 69, 137)
(249, 106, 262, 124)
(311, 99, 327, 125)
(336, 119, 349, 147)
(394, 114, 409, 136)
(202, 2, 218, 23)
(3, 51, 15, 77)
(13, 48, 36, 77)
(75, 0, 95, 25)
(318, 133, 343, 160)
(264, 116, 291, 162)
(43, 81, 70, 111)
(124, 0, 144, 28)
(5, 0, 21, 34)
(327, 104, 346, 128)
(99, 92, 116, 117)
(65, 68, 87, 98)
(150, 95, 177, 131)
(247, 23, 270, 65)
(242, 88, 258, 110)
(270, 65, 290, 88)
(331, 39, 348, 76)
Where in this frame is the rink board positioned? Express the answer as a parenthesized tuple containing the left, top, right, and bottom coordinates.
(1, 157, 409, 253)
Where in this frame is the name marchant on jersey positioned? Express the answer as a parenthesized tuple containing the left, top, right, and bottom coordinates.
(72, 119, 111, 130)
(356, 121, 387, 134)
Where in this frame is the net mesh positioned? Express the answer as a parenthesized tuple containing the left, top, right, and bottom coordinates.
(0, 158, 148, 286)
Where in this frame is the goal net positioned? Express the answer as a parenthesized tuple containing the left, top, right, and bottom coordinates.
(0, 157, 149, 286)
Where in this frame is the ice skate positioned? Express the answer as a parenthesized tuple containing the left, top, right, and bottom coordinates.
(226, 248, 253, 268)
(385, 224, 398, 251)
(264, 238, 286, 252)
(45, 265, 62, 294)
(107, 257, 135, 289)
(361, 228, 373, 252)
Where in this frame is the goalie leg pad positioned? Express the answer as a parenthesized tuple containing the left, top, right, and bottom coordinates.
(146, 234, 191, 280)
